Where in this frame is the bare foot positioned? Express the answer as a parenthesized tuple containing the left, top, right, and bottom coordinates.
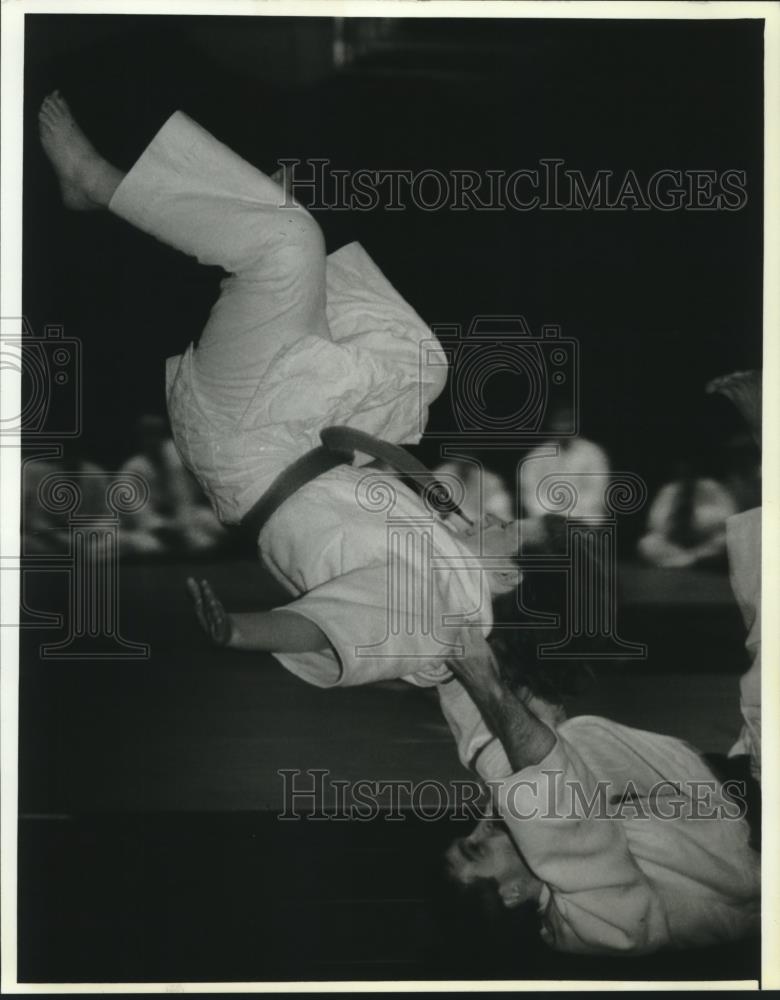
(38, 91, 122, 210)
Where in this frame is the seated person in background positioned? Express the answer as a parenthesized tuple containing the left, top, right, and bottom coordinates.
(23, 445, 111, 554)
(637, 463, 738, 570)
(707, 370, 762, 785)
(438, 631, 760, 956)
(22, 454, 68, 554)
(520, 405, 610, 520)
(119, 414, 226, 556)
(432, 457, 513, 524)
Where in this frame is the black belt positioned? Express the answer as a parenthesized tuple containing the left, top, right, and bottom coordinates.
(240, 425, 473, 540)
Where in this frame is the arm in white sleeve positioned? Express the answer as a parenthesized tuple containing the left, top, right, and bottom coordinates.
(726, 508, 762, 777)
(493, 736, 670, 954)
(271, 563, 454, 688)
(439, 658, 669, 955)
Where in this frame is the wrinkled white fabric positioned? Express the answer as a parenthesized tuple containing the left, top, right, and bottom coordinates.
(726, 507, 762, 779)
(439, 681, 760, 954)
(264, 466, 493, 687)
(110, 112, 447, 526)
(109, 111, 490, 687)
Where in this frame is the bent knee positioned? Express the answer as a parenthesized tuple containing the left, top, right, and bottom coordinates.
(274, 207, 325, 257)
(273, 210, 326, 287)
(233, 204, 326, 287)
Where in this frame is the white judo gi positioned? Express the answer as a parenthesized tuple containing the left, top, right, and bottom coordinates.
(521, 437, 610, 519)
(439, 680, 760, 954)
(726, 507, 762, 781)
(109, 111, 491, 688)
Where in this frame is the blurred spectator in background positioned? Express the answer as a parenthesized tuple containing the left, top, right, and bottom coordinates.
(433, 458, 513, 524)
(637, 464, 738, 570)
(21, 454, 68, 554)
(520, 404, 610, 520)
(22, 425, 227, 558)
(707, 370, 762, 788)
(22, 444, 111, 554)
(119, 414, 226, 557)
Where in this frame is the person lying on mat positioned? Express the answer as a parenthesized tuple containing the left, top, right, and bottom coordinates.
(438, 629, 760, 955)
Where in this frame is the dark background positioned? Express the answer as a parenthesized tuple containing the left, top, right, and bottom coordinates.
(24, 14, 763, 490)
(17, 13, 764, 984)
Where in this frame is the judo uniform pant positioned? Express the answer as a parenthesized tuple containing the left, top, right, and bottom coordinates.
(109, 111, 330, 419)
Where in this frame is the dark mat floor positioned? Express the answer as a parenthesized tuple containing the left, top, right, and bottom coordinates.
(18, 813, 759, 984)
(16, 558, 758, 983)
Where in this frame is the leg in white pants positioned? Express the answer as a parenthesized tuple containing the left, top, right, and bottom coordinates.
(42, 97, 446, 525)
(108, 111, 331, 415)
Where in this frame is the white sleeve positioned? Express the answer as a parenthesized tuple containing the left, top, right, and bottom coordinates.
(438, 681, 670, 953)
(726, 508, 762, 775)
(492, 736, 670, 955)
(273, 562, 462, 688)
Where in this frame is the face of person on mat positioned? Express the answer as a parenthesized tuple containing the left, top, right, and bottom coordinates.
(445, 819, 542, 909)
(460, 514, 521, 594)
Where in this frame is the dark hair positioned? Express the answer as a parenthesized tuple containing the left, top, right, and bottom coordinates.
(444, 867, 505, 919)
(435, 853, 542, 968)
(488, 516, 593, 705)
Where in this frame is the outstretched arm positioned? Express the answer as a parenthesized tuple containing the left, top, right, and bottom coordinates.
(445, 631, 555, 771)
(187, 578, 331, 654)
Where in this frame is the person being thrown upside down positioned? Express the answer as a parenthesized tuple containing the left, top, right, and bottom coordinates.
(39, 91, 541, 689)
